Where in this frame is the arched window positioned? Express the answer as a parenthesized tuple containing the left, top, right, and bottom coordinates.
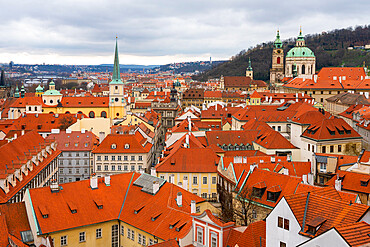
(101, 111, 107, 118)
(77, 111, 83, 114)
(65, 111, 70, 114)
(89, 111, 95, 118)
(302, 65, 306, 74)
(277, 57, 281, 64)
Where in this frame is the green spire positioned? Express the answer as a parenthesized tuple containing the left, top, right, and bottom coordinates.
(247, 57, 253, 71)
(274, 29, 282, 48)
(14, 86, 20, 98)
(110, 37, 123, 84)
(20, 84, 25, 98)
(36, 84, 44, 93)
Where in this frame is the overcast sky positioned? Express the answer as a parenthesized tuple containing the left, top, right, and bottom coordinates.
(0, 0, 368, 65)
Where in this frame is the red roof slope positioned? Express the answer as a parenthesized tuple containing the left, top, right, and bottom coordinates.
(28, 173, 205, 241)
(92, 134, 152, 154)
(326, 170, 370, 195)
(335, 222, 370, 247)
(225, 221, 266, 247)
(285, 190, 369, 237)
(46, 130, 98, 151)
(155, 147, 220, 173)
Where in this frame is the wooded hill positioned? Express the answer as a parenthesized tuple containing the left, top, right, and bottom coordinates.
(194, 25, 370, 82)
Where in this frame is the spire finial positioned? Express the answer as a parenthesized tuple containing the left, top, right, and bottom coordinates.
(299, 26, 302, 35)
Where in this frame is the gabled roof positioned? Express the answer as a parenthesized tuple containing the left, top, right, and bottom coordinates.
(284, 190, 369, 237)
(92, 134, 152, 154)
(326, 92, 370, 106)
(170, 119, 199, 133)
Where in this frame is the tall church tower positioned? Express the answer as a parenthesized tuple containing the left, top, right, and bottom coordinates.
(270, 30, 284, 84)
(109, 37, 126, 119)
(245, 57, 253, 79)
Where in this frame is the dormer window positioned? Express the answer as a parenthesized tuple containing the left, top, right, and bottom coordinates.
(306, 216, 326, 235)
(361, 178, 369, 187)
(252, 182, 266, 198)
(124, 144, 130, 149)
(111, 143, 117, 149)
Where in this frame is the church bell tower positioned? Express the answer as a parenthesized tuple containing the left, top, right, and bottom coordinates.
(270, 30, 284, 84)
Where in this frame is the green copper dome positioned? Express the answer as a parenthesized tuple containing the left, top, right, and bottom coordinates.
(286, 47, 315, 58)
(36, 85, 44, 92)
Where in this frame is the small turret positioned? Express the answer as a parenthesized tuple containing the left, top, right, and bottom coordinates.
(14, 86, 20, 98)
(20, 84, 25, 98)
(274, 30, 282, 49)
(246, 57, 253, 79)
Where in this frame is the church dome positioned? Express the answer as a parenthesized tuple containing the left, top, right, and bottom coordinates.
(286, 46, 315, 58)
(36, 85, 44, 93)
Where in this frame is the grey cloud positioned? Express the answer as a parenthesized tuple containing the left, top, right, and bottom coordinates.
(0, 0, 369, 64)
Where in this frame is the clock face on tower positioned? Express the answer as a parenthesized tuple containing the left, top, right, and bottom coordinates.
(277, 50, 281, 54)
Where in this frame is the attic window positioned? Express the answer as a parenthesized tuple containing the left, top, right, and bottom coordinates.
(124, 144, 130, 149)
(360, 178, 369, 187)
(94, 199, 103, 209)
(67, 202, 77, 214)
(169, 220, 180, 229)
(111, 143, 117, 149)
(176, 223, 187, 232)
(134, 206, 145, 214)
(39, 205, 49, 218)
(151, 213, 162, 221)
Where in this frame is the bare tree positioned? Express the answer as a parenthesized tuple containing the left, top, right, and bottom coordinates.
(233, 186, 259, 226)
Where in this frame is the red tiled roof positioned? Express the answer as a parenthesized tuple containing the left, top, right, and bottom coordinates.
(151, 239, 179, 247)
(46, 130, 98, 151)
(155, 147, 219, 173)
(285, 190, 369, 237)
(335, 222, 370, 247)
(326, 170, 370, 195)
(92, 134, 152, 154)
(302, 118, 361, 141)
(225, 221, 266, 247)
(28, 173, 205, 241)
(57, 96, 109, 107)
(0, 202, 31, 246)
(238, 168, 302, 208)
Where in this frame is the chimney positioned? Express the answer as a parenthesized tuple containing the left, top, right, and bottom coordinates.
(188, 116, 192, 132)
(153, 181, 160, 194)
(50, 179, 59, 192)
(55, 113, 59, 118)
(21, 130, 25, 136)
(99, 132, 105, 143)
(307, 173, 314, 185)
(335, 177, 342, 191)
(183, 178, 188, 190)
(150, 167, 156, 176)
(271, 156, 275, 163)
(35, 113, 38, 118)
(287, 155, 292, 162)
(191, 200, 196, 214)
(14, 134, 17, 139)
(90, 175, 98, 189)
(177, 192, 182, 207)
(283, 168, 289, 175)
(250, 163, 257, 172)
(104, 175, 111, 186)
(81, 129, 86, 134)
(66, 129, 72, 134)
(185, 134, 189, 148)
(302, 174, 308, 184)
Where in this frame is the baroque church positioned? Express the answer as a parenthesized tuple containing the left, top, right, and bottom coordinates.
(270, 28, 316, 84)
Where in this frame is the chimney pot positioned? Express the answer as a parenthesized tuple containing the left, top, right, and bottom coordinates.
(90, 175, 98, 189)
(191, 200, 196, 214)
(153, 181, 160, 194)
(177, 192, 182, 207)
(104, 175, 111, 186)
